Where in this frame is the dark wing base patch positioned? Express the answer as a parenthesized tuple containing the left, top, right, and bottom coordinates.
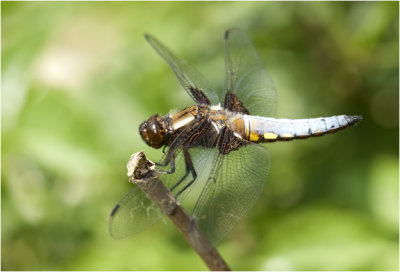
(189, 86, 211, 105)
(224, 92, 250, 115)
(218, 127, 247, 155)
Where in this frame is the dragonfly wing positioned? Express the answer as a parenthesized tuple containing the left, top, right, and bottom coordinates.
(190, 141, 271, 245)
(108, 147, 210, 240)
(224, 28, 277, 117)
(108, 186, 162, 240)
(145, 34, 220, 105)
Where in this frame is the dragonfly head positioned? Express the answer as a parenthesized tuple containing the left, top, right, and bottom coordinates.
(139, 114, 168, 149)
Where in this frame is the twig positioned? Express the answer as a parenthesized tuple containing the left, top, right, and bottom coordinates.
(127, 151, 231, 271)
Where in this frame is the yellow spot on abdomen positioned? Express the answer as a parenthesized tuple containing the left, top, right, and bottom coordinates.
(282, 133, 293, 138)
(264, 132, 278, 140)
(249, 133, 259, 141)
(314, 129, 324, 136)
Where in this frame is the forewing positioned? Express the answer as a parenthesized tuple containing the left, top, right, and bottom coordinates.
(224, 28, 277, 117)
(108, 186, 162, 240)
(191, 142, 271, 245)
(145, 34, 220, 105)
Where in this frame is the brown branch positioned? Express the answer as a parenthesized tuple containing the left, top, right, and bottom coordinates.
(126, 152, 231, 271)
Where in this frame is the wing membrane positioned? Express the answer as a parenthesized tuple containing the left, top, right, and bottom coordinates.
(191, 142, 271, 245)
(145, 34, 219, 105)
(224, 28, 277, 117)
(108, 186, 162, 240)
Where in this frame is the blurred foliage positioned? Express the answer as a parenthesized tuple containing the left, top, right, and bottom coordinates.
(2, 1, 398, 271)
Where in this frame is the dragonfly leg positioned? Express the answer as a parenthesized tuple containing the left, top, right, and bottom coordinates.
(156, 154, 175, 174)
(170, 170, 190, 192)
(173, 147, 197, 198)
(170, 147, 192, 192)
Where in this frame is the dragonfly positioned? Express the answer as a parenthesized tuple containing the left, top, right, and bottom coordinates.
(108, 28, 362, 245)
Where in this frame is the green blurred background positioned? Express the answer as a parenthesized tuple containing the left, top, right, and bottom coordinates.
(2, 1, 398, 270)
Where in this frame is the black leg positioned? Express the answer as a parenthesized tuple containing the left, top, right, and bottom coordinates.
(170, 147, 193, 192)
(174, 147, 197, 198)
(155, 157, 170, 167)
(170, 169, 190, 192)
(156, 154, 175, 174)
(175, 170, 197, 198)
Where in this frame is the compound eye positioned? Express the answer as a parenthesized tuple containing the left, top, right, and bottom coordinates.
(150, 123, 158, 134)
(148, 120, 160, 135)
(139, 121, 148, 133)
(139, 115, 165, 149)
